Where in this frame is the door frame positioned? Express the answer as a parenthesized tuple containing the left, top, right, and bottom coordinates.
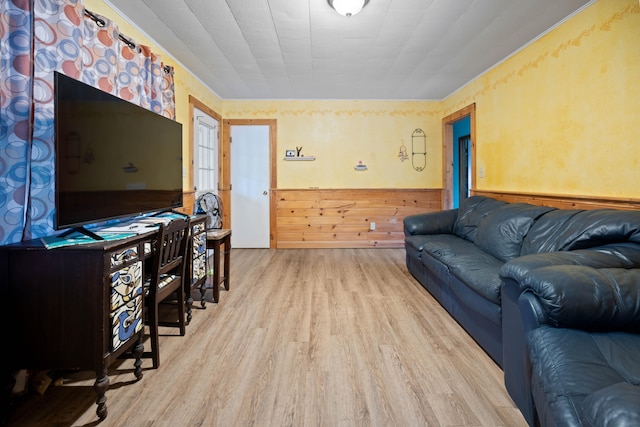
(222, 119, 277, 248)
(187, 96, 222, 212)
(442, 103, 476, 210)
(457, 133, 471, 204)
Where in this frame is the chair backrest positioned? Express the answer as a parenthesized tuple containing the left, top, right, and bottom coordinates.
(149, 216, 191, 297)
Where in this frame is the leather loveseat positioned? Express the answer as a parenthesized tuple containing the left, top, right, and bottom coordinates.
(403, 195, 640, 425)
(505, 265, 640, 427)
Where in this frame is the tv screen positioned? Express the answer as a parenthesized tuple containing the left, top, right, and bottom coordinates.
(54, 71, 183, 232)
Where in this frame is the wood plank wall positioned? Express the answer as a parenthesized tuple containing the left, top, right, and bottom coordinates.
(274, 189, 442, 248)
(181, 188, 639, 249)
(472, 190, 640, 211)
(176, 191, 196, 216)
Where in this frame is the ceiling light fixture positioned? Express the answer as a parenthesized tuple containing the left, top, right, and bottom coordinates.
(327, 0, 369, 17)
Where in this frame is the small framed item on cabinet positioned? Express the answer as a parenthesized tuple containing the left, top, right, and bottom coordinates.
(285, 150, 295, 157)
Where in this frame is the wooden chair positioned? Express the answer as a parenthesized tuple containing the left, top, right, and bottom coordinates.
(145, 216, 191, 369)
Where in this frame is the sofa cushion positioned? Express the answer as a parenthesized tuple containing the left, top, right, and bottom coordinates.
(528, 327, 640, 427)
(474, 203, 555, 262)
(452, 196, 506, 242)
(522, 208, 640, 255)
(420, 234, 504, 304)
(520, 209, 584, 255)
(405, 234, 432, 258)
(582, 383, 640, 427)
(500, 243, 640, 286)
(567, 209, 640, 250)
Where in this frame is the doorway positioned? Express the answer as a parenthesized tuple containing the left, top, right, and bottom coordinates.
(453, 115, 471, 208)
(442, 104, 476, 210)
(456, 134, 471, 207)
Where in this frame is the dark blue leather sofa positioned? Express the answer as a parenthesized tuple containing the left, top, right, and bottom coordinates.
(404, 196, 640, 426)
(502, 262, 640, 426)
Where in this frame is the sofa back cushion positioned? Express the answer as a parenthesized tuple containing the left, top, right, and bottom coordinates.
(452, 196, 507, 242)
(520, 209, 583, 255)
(582, 383, 640, 427)
(474, 203, 556, 262)
(521, 209, 640, 255)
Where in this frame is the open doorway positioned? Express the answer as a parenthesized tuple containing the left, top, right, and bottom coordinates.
(442, 104, 476, 210)
(453, 118, 471, 207)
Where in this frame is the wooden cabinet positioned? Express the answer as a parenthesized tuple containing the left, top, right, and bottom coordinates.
(1, 232, 154, 420)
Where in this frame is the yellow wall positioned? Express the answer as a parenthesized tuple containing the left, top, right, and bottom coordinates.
(92, 0, 640, 199)
(223, 100, 443, 188)
(444, 0, 640, 198)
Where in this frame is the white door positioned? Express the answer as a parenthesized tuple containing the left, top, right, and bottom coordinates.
(193, 108, 218, 197)
(230, 125, 270, 248)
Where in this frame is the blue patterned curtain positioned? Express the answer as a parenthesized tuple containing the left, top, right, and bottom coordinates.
(0, 0, 34, 244)
(0, 0, 176, 245)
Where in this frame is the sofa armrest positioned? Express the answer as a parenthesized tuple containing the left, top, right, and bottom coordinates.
(520, 265, 640, 331)
(403, 209, 457, 236)
(502, 283, 547, 425)
(500, 242, 640, 287)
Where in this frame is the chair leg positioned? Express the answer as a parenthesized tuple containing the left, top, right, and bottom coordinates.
(148, 303, 160, 369)
(177, 288, 186, 336)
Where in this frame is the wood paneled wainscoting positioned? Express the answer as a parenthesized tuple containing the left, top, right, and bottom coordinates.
(472, 190, 640, 211)
(274, 188, 442, 248)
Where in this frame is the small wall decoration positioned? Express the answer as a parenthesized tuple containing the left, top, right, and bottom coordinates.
(284, 147, 315, 161)
(354, 160, 367, 171)
(123, 162, 138, 173)
(398, 143, 409, 162)
(412, 128, 427, 172)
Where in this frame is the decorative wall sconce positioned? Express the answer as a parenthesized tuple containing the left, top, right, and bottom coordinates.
(411, 128, 427, 172)
(398, 144, 409, 162)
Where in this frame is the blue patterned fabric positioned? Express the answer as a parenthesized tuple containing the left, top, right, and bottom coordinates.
(0, 0, 34, 244)
(0, 0, 176, 245)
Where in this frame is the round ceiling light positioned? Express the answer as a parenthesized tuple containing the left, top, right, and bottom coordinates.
(327, 0, 370, 17)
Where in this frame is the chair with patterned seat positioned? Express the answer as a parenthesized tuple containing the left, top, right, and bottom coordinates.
(145, 216, 191, 369)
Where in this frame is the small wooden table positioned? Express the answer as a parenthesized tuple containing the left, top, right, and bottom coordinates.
(203, 229, 231, 306)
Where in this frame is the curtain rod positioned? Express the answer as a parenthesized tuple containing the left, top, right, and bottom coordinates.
(83, 8, 172, 74)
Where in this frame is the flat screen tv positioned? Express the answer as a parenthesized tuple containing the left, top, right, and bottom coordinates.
(54, 71, 183, 238)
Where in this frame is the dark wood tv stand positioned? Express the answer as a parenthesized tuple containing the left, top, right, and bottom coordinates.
(1, 230, 157, 421)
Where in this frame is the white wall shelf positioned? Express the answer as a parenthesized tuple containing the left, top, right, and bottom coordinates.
(284, 156, 315, 161)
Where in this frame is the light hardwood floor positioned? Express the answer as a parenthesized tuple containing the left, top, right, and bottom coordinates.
(7, 248, 527, 426)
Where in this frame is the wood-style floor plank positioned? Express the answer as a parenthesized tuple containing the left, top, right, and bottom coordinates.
(6, 248, 527, 426)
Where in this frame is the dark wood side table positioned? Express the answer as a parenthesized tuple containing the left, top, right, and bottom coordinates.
(203, 229, 231, 306)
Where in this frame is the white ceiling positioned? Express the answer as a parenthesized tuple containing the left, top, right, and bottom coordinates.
(106, 0, 592, 100)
